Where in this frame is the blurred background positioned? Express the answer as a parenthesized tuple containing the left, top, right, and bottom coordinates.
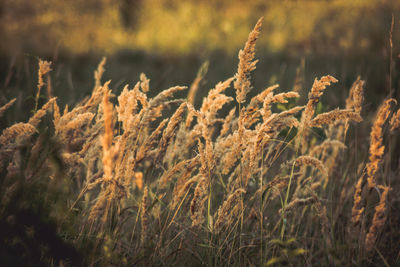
(0, 0, 399, 122)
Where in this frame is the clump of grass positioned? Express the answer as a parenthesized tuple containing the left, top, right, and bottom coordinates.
(0, 17, 399, 266)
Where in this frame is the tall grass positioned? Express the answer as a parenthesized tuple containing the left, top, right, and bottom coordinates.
(0, 18, 399, 266)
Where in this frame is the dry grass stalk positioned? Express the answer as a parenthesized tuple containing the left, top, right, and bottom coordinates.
(136, 118, 168, 163)
(260, 173, 300, 200)
(303, 75, 338, 123)
(351, 97, 395, 228)
(295, 155, 328, 181)
(25, 134, 47, 179)
(197, 138, 210, 179)
(140, 73, 150, 93)
(309, 108, 362, 128)
(94, 57, 106, 90)
(242, 106, 261, 128)
(241, 146, 254, 186)
(345, 76, 364, 114)
(59, 112, 95, 152)
(112, 88, 144, 190)
(200, 77, 234, 123)
(0, 122, 37, 147)
(292, 175, 314, 199)
(366, 98, 396, 189)
(253, 106, 303, 145)
(214, 188, 246, 233)
(192, 79, 234, 172)
(101, 89, 114, 182)
(0, 98, 16, 118)
(28, 97, 57, 127)
(35, 59, 52, 111)
(116, 84, 139, 128)
(220, 107, 236, 137)
(262, 91, 300, 120)
(156, 102, 187, 163)
(351, 172, 366, 227)
(221, 133, 241, 175)
(310, 181, 322, 191)
(0, 182, 19, 217)
(142, 86, 187, 127)
(234, 17, 263, 104)
(85, 80, 108, 111)
(170, 154, 199, 189)
(190, 176, 208, 227)
(185, 102, 201, 129)
(253, 106, 303, 140)
(167, 123, 189, 163)
(0, 122, 37, 172)
(56, 82, 108, 141)
(276, 105, 305, 118)
(281, 197, 315, 213)
(46, 75, 53, 99)
(317, 138, 348, 180)
(141, 186, 149, 245)
(268, 91, 300, 104)
(149, 86, 187, 108)
(66, 113, 95, 131)
(195, 80, 233, 165)
(310, 139, 347, 156)
(309, 189, 332, 248)
(249, 121, 275, 177)
(88, 89, 122, 224)
(53, 100, 61, 126)
(299, 75, 338, 152)
(270, 180, 289, 200)
(187, 61, 208, 105)
(185, 110, 196, 129)
(390, 109, 400, 131)
(159, 157, 195, 187)
(190, 78, 233, 142)
(344, 77, 364, 136)
(365, 186, 390, 252)
(250, 84, 279, 107)
(136, 88, 149, 110)
(201, 126, 216, 175)
(171, 174, 200, 209)
(293, 58, 305, 93)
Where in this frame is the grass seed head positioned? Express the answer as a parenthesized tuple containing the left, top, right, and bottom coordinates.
(234, 17, 263, 104)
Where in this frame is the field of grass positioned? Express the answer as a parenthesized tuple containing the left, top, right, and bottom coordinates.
(0, 14, 400, 266)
